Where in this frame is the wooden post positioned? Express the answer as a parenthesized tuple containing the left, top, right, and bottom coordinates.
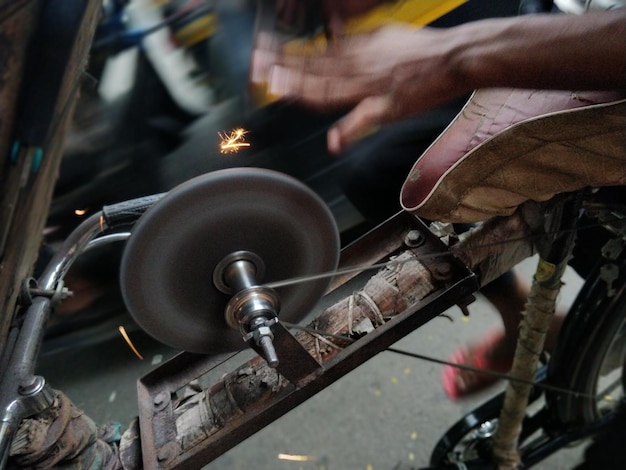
(0, 0, 101, 354)
(491, 258, 566, 469)
(491, 195, 581, 469)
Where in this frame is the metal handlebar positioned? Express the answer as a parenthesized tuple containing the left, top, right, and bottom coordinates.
(0, 194, 160, 468)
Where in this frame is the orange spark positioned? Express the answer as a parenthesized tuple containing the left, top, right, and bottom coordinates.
(219, 128, 251, 154)
(119, 326, 144, 360)
(277, 454, 314, 462)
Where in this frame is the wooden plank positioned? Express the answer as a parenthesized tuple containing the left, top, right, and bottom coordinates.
(0, 0, 101, 354)
(0, 0, 40, 182)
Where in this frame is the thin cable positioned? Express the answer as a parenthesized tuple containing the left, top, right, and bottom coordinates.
(386, 347, 596, 399)
(262, 257, 417, 289)
(281, 326, 598, 399)
(261, 216, 624, 291)
(220, 212, 620, 399)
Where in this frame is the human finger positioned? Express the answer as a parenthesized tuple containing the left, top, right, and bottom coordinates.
(327, 95, 391, 154)
(250, 47, 279, 86)
(278, 56, 359, 80)
(250, 31, 282, 82)
(254, 31, 281, 52)
(278, 35, 373, 75)
(268, 63, 380, 109)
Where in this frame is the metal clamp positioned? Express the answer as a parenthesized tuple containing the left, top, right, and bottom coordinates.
(19, 278, 72, 308)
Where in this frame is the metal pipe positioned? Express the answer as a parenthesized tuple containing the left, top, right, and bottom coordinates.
(38, 212, 107, 290)
(0, 299, 53, 469)
(84, 231, 131, 252)
(0, 421, 13, 469)
(0, 213, 108, 468)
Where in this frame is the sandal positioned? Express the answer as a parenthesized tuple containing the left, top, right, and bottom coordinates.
(441, 329, 514, 400)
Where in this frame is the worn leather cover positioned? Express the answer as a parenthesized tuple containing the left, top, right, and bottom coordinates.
(400, 89, 626, 222)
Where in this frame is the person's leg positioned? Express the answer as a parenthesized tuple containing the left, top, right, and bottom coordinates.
(480, 271, 527, 357)
(442, 270, 565, 399)
(441, 271, 526, 399)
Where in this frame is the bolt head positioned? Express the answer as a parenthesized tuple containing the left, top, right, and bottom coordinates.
(153, 391, 170, 408)
(432, 263, 452, 280)
(405, 230, 424, 247)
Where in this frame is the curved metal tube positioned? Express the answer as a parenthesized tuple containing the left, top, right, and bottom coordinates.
(2, 191, 157, 468)
(38, 212, 108, 290)
(84, 232, 131, 253)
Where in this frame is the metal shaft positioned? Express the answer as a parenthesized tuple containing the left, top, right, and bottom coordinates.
(218, 255, 281, 367)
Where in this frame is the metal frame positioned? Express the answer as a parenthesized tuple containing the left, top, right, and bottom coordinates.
(134, 212, 479, 469)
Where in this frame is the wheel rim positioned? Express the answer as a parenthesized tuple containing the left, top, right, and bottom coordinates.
(593, 314, 626, 416)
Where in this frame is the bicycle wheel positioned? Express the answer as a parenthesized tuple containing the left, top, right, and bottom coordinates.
(547, 266, 626, 426)
(429, 393, 503, 466)
(429, 368, 547, 467)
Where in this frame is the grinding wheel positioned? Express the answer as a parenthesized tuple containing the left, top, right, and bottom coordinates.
(120, 168, 340, 353)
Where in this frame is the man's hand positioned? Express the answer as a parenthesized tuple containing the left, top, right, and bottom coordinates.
(255, 25, 468, 153)
(254, 10, 626, 154)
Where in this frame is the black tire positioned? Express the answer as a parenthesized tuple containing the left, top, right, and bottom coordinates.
(547, 263, 626, 426)
(429, 370, 546, 467)
(429, 396, 502, 467)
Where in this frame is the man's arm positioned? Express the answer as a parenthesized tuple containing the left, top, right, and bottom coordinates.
(257, 10, 626, 153)
(452, 11, 626, 92)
